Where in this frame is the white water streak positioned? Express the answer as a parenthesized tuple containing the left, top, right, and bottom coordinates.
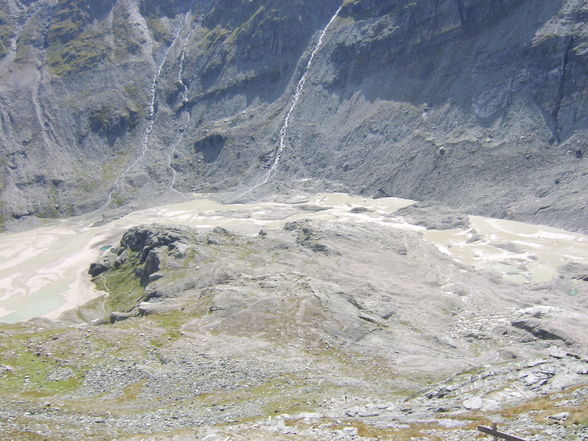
(244, 4, 342, 196)
(167, 112, 191, 194)
(102, 3, 195, 208)
(167, 10, 201, 193)
(177, 14, 200, 103)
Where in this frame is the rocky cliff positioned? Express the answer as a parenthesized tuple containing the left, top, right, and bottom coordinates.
(0, 0, 586, 230)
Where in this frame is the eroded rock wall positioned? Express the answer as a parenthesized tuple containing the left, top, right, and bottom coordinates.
(0, 0, 586, 231)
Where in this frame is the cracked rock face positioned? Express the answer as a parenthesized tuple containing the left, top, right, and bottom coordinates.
(0, 0, 586, 233)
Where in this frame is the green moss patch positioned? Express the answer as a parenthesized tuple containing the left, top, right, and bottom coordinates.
(0, 9, 14, 59)
(0, 327, 86, 398)
(148, 311, 190, 347)
(46, 29, 109, 75)
(146, 17, 170, 42)
(92, 252, 145, 317)
(45, 0, 113, 75)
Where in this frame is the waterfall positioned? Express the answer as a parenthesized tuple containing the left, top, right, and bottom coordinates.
(102, 1, 195, 209)
(243, 4, 342, 196)
(167, 112, 191, 193)
(177, 13, 200, 103)
(167, 11, 202, 193)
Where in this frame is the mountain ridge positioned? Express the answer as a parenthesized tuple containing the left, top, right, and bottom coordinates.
(0, 0, 586, 232)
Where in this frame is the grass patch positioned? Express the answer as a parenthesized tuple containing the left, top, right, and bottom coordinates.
(497, 384, 588, 427)
(193, 375, 326, 421)
(99, 149, 134, 181)
(113, 5, 142, 58)
(119, 380, 146, 401)
(47, 29, 109, 75)
(225, 5, 266, 45)
(570, 403, 588, 426)
(13, 15, 37, 64)
(286, 418, 454, 440)
(201, 25, 230, 50)
(93, 255, 144, 317)
(43, 0, 113, 74)
(0, 328, 86, 398)
(0, 430, 47, 441)
(0, 9, 14, 59)
(148, 310, 190, 347)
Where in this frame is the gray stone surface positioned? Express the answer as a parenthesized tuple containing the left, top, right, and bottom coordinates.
(2, 220, 588, 440)
(0, 0, 586, 233)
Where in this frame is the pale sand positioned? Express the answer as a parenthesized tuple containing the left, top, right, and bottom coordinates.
(423, 216, 588, 284)
(1, 193, 587, 323)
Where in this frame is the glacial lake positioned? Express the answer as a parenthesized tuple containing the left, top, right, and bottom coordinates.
(1, 193, 586, 323)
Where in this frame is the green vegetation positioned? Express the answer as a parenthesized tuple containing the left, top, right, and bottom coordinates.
(342, 0, 424, 21)
(0, 326, 86, 398)
(225, 5, 266, 44)
(34, 182, 61, 219)
(46, 29, 109, 76)
(189, 375, 324, 420)
(44, 0, 140, 74)
(499, 385, 588, 428)
(119, 380, 145, 401)
(0, 9, 14, 59)
(123, 84, 142, 101)
(146, 17, 170, 42)
(99, 150, 134, 181)
(93, 254, 145, 316)
(201, 25, 230, 50)
(45, 0, 109, 75)
(113, 5, 142, 58)
(12, 12, 40, 64)
(572, 403, 588, 426)
(148, 310, 190, 347)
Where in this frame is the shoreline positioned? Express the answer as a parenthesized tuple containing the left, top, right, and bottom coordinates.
(1, 192, 587, 323)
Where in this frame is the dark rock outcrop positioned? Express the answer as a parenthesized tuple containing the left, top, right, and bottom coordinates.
(284, 219, 331, 253)
(512, 319, 573, 345)
(120, 225, 191, 263)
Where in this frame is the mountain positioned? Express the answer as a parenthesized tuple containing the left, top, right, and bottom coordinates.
(0, 0, 586, 232)
(1, 3, 588, 437)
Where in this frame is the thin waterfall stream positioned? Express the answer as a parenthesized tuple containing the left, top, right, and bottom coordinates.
(101, 2, 195, 209)
(167, 9, 201, 193)
(242, 4, 343, 196)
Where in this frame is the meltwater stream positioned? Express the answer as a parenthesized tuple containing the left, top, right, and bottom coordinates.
(102, 3, 196, 209)
(243, 4, 343, 196)
(167, 8, 202, 193)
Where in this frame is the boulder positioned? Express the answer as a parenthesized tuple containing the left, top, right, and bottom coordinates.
(462, 397, 483, 410)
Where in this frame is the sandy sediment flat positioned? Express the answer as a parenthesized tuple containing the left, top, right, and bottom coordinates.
(1, 193, 587, 323)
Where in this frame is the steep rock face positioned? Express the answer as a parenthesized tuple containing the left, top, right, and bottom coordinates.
(289, 0, 587, 229)
(0, 0, 586, 231)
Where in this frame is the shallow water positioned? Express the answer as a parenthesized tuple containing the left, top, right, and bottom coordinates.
(422, 216, 588, 285)
(0, 193, 586, 323)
